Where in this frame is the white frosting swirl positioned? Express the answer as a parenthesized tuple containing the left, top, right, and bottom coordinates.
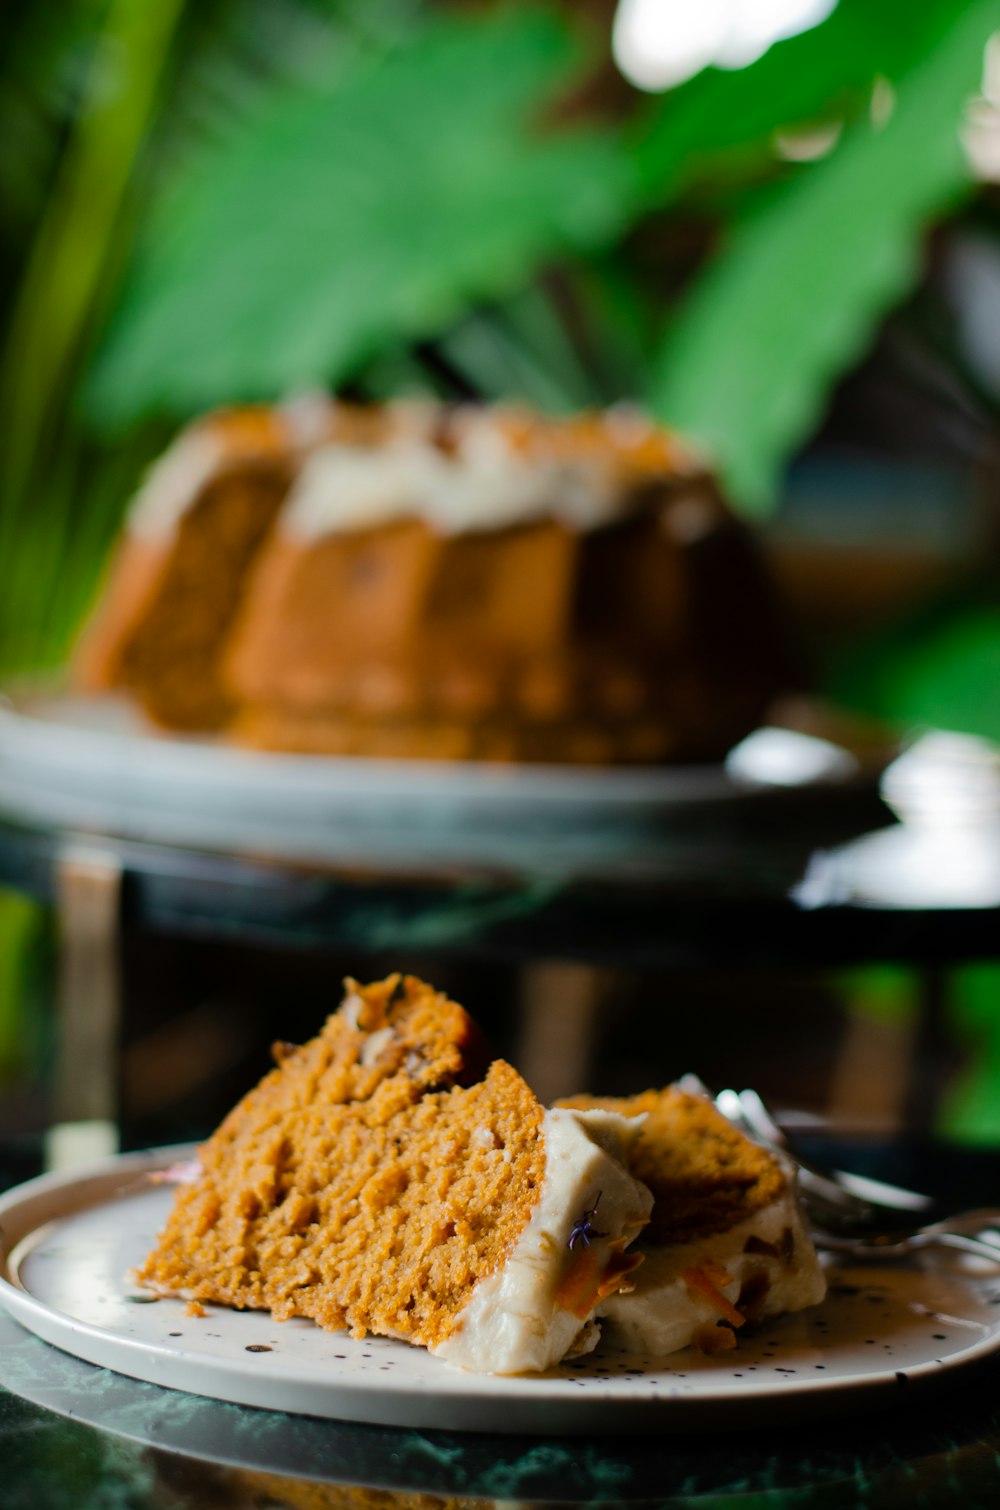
(598, 1171, 827, 1356)
(281, 434, 624, 541)
(127, 428, 228, 541)
(432, 1107, 652, 1375)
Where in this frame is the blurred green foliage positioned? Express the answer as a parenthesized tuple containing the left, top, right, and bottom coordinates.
(940, 964, 1000, 1142)
(833, 603, 1000, 744)
(0, 890, 48, 1090)
(1, 0, 997, 675)
(87, 9, 638, 421)
(3, 1, 1000, 1131)
(652, 1, 997, 508)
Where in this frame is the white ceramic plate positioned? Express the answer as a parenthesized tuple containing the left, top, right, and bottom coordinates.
(2, 1148, 1000, 1435)
(0, 685, 858, 877)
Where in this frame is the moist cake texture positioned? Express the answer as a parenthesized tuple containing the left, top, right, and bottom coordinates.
(559, 1087, 787, 1245)
(135, 975, 652, 1372)
(138, 979, 824, 1370)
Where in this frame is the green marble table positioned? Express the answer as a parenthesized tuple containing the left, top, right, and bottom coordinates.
(6, 1302, 1000, 1510)
(5, 1141, 1000, 1509)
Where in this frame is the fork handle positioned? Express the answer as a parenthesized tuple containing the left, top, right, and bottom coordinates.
(816, 1232, 1000, 1263)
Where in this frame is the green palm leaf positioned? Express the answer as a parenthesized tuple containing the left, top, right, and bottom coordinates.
(632, 0, 974, 199)
(86, 7, 637, 425)
(647, 0, 997, 511)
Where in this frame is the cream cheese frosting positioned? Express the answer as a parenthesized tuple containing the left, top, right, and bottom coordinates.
(280, 433, 625, 541)
(125, 397, 697, 545)
(598, 1164, 827, 1356)
(126, 395, 340, 541)
(128, 426, 229, 541)
(433, 1107, 652, 1375)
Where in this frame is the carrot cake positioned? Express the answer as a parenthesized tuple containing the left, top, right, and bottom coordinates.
(135, 975, 653, 1375)
(559, 1087, 827, 1354)
(76, 399, 792, 762)
(74, 396, 369, 730)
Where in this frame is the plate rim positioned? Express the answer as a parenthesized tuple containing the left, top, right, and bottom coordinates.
(3, 1146, 1000, 1435)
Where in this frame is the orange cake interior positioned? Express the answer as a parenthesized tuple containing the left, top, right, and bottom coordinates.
(134, 976, 549, 1347)
(136, 974, 659, 1372)
(560, 1086, 826, 1355)
(137, 981, 826, 1367)
(75, 406, 299, 730)
(557, 1087, 787, 1245)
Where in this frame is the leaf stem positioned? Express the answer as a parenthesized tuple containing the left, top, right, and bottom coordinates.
(0, 0, 185, 569)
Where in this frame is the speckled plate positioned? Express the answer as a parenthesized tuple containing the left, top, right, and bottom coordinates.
(3, 1148, 1000, 1435)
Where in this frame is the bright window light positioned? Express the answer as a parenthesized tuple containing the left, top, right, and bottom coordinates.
(717, 0, 838, 69)
(963, 33, 1000, 181)
(613, 0, 839, 92)
(612, 0, 731, 92)
(984, 29, 1000, 105)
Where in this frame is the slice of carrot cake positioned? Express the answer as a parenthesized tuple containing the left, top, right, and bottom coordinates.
(558, 1087, 827, 1355)
(135, 975, 652, 1374)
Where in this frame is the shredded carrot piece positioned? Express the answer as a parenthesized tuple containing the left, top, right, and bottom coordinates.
(555, 1249, 603, 1318)
(682, 1262, 745, 1328)
(596, 1250, 644, 1300)
(694, 1256, 734, 1289)
(693, 1323, 737, 1354)
(556, 1249, 647, 1318)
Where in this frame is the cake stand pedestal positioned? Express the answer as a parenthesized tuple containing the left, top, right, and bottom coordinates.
(1, 689, 996, 1162)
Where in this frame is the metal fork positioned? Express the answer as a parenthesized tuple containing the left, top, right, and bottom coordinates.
(706, 1083, 933, 1233)
(698, 1081, 1000, 1263)
(813, 1210, 1000, 1265)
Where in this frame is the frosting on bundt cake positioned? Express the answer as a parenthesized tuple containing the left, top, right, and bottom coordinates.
(224, 402, 787, 763)
(74, 397, 358, 730)
(134, 975, 652, 1374)
(559, 1087, 827, 1355)
(74, 398, 791, 763)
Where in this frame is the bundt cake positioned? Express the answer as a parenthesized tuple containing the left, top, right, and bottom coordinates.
(559, 1087, 827, 1355)
(134, 975, 653, 1375)
(75, 398, 791, 763)
(74, 396, 368, 730)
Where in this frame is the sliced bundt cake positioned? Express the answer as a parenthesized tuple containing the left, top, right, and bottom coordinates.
(135, 975, 652, 1373)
